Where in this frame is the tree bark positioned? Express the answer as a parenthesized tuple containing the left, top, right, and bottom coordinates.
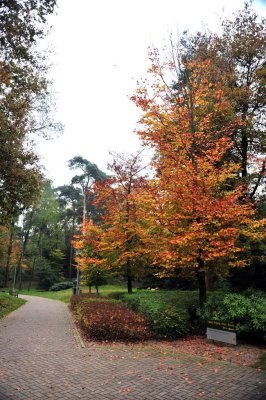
(197, 257, 206, 308)
(127, 274, 132, 294)
(127, 258, 133, 294)
(205, 268, 215, 292)
(4, 221, 15, 288)
(28, 256, 36, 291)
(69, 241, 73, 279)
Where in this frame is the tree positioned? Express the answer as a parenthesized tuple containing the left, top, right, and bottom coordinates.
(68, 156, 107, 224)
(93, 152, 150, 293)
(170, 2, 266, 198)
(17, 181, 65, 290)
(216, 2, 266, 196)
(0, 223, 20, 287)
(73, 219, 106, 295)
(0, 1, 57, 62)
(132, 54, 265, 306)
(55, 184, 83, 278)
(0, 0, 61, 225)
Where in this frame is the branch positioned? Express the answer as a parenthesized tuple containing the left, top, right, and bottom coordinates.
(249, 159, 266, 200)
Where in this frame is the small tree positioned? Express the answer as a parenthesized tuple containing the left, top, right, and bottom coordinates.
(73, 220, 106, 294)
(92, 152, 151, 294)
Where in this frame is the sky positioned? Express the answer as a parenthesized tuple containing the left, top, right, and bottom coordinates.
(36, 0, 266, 187)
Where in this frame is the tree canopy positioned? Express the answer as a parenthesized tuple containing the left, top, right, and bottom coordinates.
(0, 0, 61, 224)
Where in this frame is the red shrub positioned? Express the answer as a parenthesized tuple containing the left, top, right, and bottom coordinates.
(71, 295, 151, 341)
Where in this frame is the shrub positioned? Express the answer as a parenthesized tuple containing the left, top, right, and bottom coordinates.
(107, 291, 126, 301)
(198, 291, 266, 339)
(71, 294, 151, 341)
(151, 307, 189, 338)
(50, 281, 73, 291)
(123, 291, 198, 338)
(70, 293, 100, 309)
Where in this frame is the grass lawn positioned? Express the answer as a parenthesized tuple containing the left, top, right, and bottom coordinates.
(0, 291, 26, 318)
(19, 288, 73, 303)
(19, 284, 129, 303)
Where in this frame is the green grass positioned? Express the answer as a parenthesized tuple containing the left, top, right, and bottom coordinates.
(92, 284, 128, 296)
(19, 288, 73, 303)
(19, 284, 129, 303)
(0, 291, 26, 318)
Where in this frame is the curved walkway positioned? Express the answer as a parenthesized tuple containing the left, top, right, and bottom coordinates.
(0, 295, 265, 400)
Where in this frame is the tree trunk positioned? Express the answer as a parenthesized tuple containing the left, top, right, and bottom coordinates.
(127, 275, 132, 294)
(126, 257, 133, 294)
(241, 127, 248, 178)
(197, 257, 206, 308)
(18, 229, 31, 291)
(28, 256, 37, 290)
(69, 214, 75, 279)
(69, 242, 73, 279)
(18, 261, 22, 290)
(205, 268, 215, 292)
(4, 221, 15, 287)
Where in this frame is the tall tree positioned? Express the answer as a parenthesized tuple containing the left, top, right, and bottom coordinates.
(17, 181, 65, 290)
(68, 156, 107, 225)
(0, 0, 61, 225)
(217, 2, 265, 194)
(132, 54, 264, 306)
(169, 2, 266, 198)
(55, 184, 83, 278)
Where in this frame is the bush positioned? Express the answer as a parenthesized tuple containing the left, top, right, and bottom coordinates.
(107, 291, 126, 300)
(151, 307, 189, 338)
(123, 291, 198, 338)
(71, 294, 151, 341)
(70, 293, 100, 309)
(50, 281, 73, 291)
(199, 291, 266, 341)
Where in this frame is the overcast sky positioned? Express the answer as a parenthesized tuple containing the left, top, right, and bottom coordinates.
(36, 0, 266, 187)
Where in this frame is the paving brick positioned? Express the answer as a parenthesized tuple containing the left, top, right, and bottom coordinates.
(0, 294, 265, 399)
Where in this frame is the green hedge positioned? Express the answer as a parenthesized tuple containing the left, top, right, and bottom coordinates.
(123, 290, 198, 338)
(50, 281, 73, 291)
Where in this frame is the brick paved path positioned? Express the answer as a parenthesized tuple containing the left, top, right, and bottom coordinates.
(0, 295, 265, 400)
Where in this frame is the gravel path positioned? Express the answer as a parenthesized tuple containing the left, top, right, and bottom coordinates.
(0, 295, 265, 400)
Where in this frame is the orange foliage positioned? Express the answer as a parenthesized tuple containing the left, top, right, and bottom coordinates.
(132, 54, 265, 278)
(92, 153, 151, 282)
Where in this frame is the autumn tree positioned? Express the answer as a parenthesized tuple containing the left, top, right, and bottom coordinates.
(170, 2, 266, 198)
(132, 53, 264, 306)
(92, 152, 150, 294)
(73, 220, 106, 294)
